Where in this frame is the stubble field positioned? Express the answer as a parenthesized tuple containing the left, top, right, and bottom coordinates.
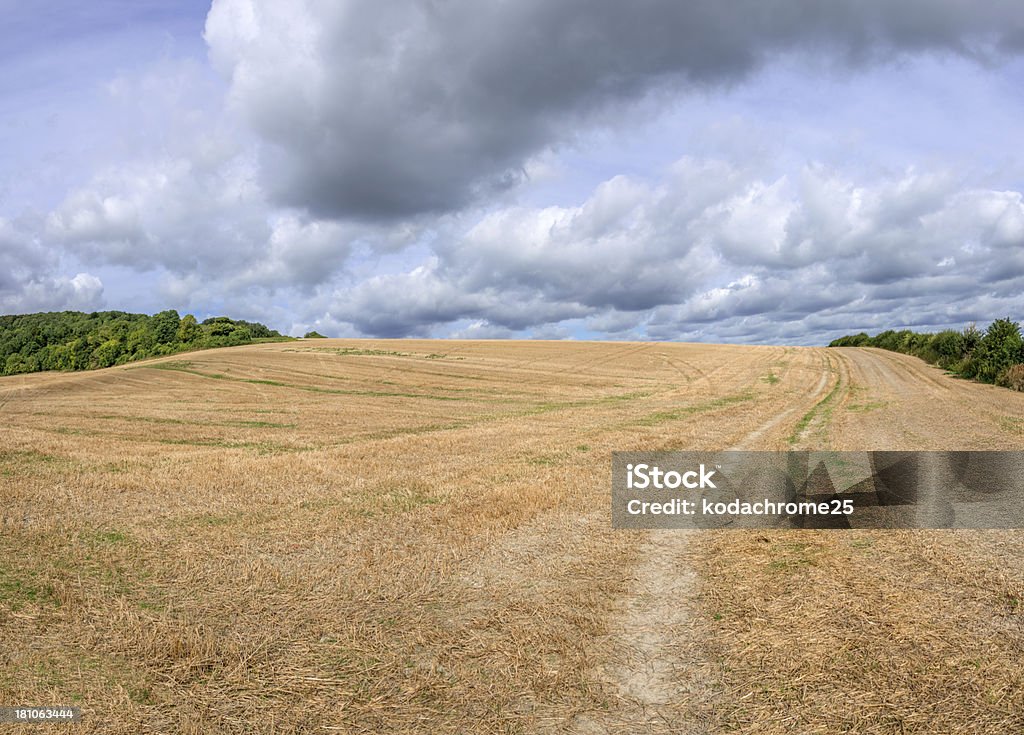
(1, 340, 1022, 733)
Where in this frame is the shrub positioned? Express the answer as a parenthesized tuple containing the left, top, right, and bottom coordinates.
(828, 333, 869, 347)
(996, 364, 1024, 391)
(929, 329, 965, 369)
(873, 330, 900, 351)
(961, 323, 982, 355)
(973, 318, 1023, 383)
(953, 355, 980, 379)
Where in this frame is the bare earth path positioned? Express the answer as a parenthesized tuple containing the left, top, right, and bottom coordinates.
(1, 341, 1022, 733)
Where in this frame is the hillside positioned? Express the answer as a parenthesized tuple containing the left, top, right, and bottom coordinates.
(1, 340, 1023, 733)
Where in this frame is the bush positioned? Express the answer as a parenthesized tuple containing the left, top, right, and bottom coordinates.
(961, 324, 982, 355)
(828, 318, 1024, 392)
(929, 329, 964, 369)
(952, 356, 979, 379)
(973, 318, 1023, 383)
(828, 333, 869, 347)
(996, 364, 1024, 391)
(304, 331, 327, 339)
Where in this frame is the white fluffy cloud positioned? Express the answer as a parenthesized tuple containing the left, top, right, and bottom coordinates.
(0, 216, 104, 313)
(312, 160, 1024, 342)
(3, 1, 1024, 343)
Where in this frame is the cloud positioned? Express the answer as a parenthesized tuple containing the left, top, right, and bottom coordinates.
(43, 150, 365, 293)
(0, 216, 104, 313)
(0, 272, 104, 315)
(45, 152, 266, 272)
(204, 0, 1024, 219)
(308, 158, 1024, 342)
(5, 3, 1024, 345)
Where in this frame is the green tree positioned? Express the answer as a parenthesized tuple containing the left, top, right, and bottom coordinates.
(126, 326, 156, 356)
(177, 314, 202, 344)
(0, 309, 286, 376)
(151, 310, 181, 344)
(929, 330, 964, 369)
(204, 317, 235, 337)
(91, 339, 123, 369)
(974, 318, 1023, 383)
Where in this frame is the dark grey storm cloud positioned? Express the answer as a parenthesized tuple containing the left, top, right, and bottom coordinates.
(205, 0, 1024, 220)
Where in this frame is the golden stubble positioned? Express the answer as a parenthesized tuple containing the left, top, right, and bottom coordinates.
(0, 340, 1022, 733)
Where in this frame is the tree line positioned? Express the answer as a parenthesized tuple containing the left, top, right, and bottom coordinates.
(829, 318, 1024, 391)
(0, 310, 292, 376)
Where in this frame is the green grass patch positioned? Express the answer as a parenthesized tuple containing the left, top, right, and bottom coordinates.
(224, 420, 297, 429)
(383, 488, 441, 513)
(86, 530, 129, 545)
(293, 347, 463, 360)
(146, 362, 471, 400)
(128, 687, 157, 705)
(97, 413, 193, 426)
(53, 426, 99, 436)
(354, 422, 469, 443)
(768, 541, 821, 572)
(175, 511, 267, 529)
(154, 437, 309, 454)
(633, 392, 756, 427)
(1000, 417, 1024, 435)
(0, 449, 69, 476)
(787, 372, 843, 444)
(0, 448, 64, 464)
(145, 360, 196, 371)
(97, 460, 137, 474)
(846, 401, 887, 412)
(0, 569, 61, 610)
(97, 413, 296, 429)
(526, 454, 559, 466)
(332, 347, 411, 357)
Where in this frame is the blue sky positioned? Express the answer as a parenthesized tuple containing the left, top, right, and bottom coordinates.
(2, 1, 1024, 344)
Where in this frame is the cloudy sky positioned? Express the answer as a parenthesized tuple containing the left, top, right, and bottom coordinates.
(2, 1, 1024, 344)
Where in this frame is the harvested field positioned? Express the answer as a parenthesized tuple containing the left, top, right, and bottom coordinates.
(1, 340, 1022, 733)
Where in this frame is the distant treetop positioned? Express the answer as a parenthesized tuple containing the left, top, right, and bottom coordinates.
(0, 310, 292, 376)
(303, 331, 327, 339)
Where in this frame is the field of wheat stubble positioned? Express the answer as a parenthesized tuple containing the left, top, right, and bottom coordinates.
(1, 340, 1023, 733)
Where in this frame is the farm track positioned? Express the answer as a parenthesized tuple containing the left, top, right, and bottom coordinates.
(572, 349, 838, 734)
(1, 341, 1023, 733)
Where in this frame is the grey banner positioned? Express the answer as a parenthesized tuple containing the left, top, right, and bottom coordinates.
(612, 451, 1024, 529)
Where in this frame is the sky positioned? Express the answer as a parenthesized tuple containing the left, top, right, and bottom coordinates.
(2, 1, 1024, 344)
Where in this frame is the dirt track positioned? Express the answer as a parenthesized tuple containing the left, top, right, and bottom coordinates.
(1, 341, 1022, 733)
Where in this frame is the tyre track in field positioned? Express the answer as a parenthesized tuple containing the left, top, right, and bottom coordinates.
(829, 347, 1024, 450)
(654, 351, 735, 399)
(575, 348, 836, 734)
(783, 349, 849, 448)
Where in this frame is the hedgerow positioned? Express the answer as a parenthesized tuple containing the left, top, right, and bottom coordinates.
(829, 318, 1024, 390)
